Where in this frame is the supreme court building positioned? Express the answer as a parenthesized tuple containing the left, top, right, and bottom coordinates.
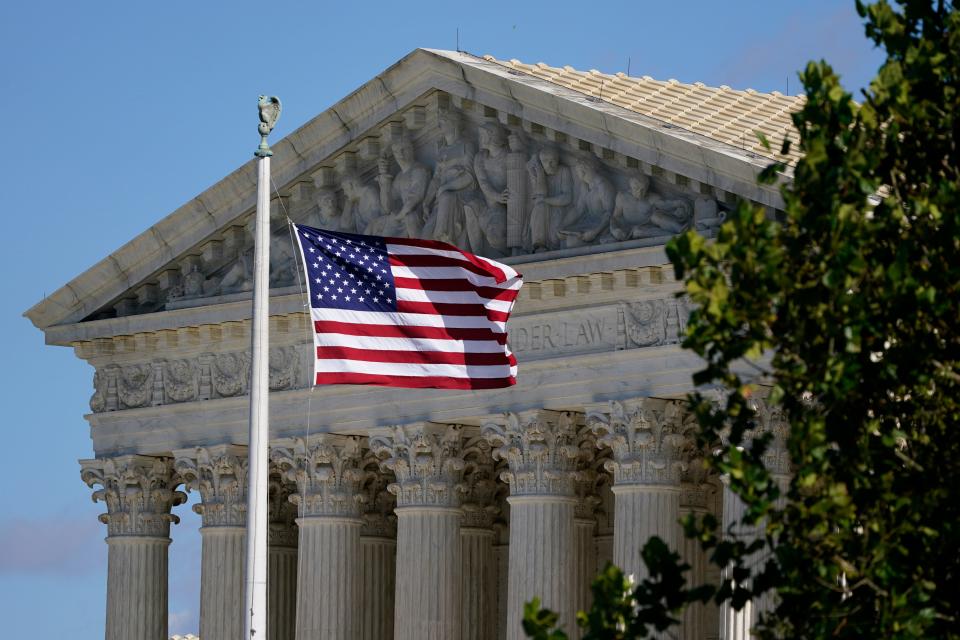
(24, 49, 797, 640)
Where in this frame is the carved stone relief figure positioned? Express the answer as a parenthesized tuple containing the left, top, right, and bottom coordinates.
(304, 187, 343, 230)
(505, 129, 530, 254)
(527, 146, 573, 252)
(270, 229, 298, 287)
(610, 173, 692, 241)
(692, 195, 725, 235)
(422, 109, 478, 245)
(376, 134, 430, 237)
(559, 154, 617, 247)
(465, 121, 510, 257)
(340, 171, 384, 235)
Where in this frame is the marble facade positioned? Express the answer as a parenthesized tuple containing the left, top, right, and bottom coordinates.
(25, 49, 794, 639)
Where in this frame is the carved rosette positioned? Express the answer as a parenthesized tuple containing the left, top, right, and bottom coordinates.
(482, 410, 580, 497)
(370, 423, 465, 508)
(359, 451, 397, 537)
(80, 455, 187, 537)
(461, 437, 500, 529)
(173, 445, 248, 528)
(268, 474, 299, 547)
(271, 435, 364, 518)
(586, 399, 690, 486)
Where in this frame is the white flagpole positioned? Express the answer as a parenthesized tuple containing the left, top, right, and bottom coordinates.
(244, 95, 281, 639)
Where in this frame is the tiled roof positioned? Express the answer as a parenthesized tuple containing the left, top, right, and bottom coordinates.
(482, 55, 805, 164)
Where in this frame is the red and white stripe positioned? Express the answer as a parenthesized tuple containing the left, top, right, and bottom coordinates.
(310, 236, 522, 390)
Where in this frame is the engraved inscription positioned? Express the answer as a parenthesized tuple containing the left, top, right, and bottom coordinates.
(509, 307, 619, 360)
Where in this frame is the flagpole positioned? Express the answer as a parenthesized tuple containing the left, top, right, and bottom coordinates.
(245, 95, 281, 639)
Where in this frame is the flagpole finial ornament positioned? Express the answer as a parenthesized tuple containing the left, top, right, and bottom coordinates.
(255, 95, 282, 158)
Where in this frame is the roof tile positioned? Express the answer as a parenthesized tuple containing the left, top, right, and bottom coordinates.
(483, 54, 805, 163)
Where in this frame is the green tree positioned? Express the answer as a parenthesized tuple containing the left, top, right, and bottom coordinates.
(524, 0, 960, 637)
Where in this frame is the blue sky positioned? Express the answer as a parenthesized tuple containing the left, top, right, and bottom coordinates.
(0, 1, 884, 637)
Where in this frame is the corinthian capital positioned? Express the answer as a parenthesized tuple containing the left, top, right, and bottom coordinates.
(369, 423, 465, 508)
(80, 455, 186, 537)
(359, 451, 397, 537)
(586, 399, 690, 486)
(482, 410, 579, 497)
(461, 436, 500, 528)
(268, 474, 299, 546)
(173, 444, 248, 527)
(271, 435, 364, 518)
(748, 395, 791, 479)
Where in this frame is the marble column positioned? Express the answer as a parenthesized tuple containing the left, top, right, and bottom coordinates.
(268, 475, 299, 640)
(358, 454, 397, 640)
(587, 399, 688, 584)
(573, 479, 600, 627)
(461, 438, 500, 640)
(483, 410, 580, 640)
(173, 445, 248, 640)
(594, 479, 615, 574)
(493, 521, 510, 640)
(678, 470, 714, 640)
(371, 423, 466, 640)
(718, 396, 791, 640)
(80, 455, 186, 640)
(272, 435, 364, 640)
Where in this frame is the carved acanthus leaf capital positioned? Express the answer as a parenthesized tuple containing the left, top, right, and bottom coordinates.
(461, 437, 500, 528)
(80, 455, 186, 537)
(586, 399, 691, 486)
(173, 444, 248, 527)
(370, 423, 465, 508)
(271, 435, 364, 518)
(359, 451, 397, 537)
(748, 396, 791, 479)
(268, 474, 299, 547)
(482, 410, 580, 497)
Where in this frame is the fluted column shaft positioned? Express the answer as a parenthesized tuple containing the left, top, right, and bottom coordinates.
(198, 527, 245, 640)
(105, 536, 170, 640)
(507, 496, 577, 637)
(81, 455, 185, 640)
(462, 527, 497, 640)
(296, 516, 362, 639)
(719, 483, 752, 640)
(394, 507, 462, 639)
(612, 485, 680, 582)
(359, 536, 396, 640)
(269, 542, 298, 640)
(679, 502, 709, 640)
(494, 537, 510, 640)
(573, 517, 597, 621)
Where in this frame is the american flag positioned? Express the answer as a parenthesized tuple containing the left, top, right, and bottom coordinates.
(293, 224, 523, 389)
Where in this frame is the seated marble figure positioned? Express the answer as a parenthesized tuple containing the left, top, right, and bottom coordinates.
(557, 154, 616, 247)
(610, 173, 692, 240)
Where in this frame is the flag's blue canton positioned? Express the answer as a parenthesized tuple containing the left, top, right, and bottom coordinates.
(296, 226, 397, 313)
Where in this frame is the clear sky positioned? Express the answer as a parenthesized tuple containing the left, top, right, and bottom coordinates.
(0, 1, 884, 637)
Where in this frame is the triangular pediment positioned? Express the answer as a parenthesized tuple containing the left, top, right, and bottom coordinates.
(25, 48, 787, 335)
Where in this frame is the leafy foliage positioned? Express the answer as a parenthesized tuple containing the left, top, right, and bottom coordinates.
(524, 1, 960, 637)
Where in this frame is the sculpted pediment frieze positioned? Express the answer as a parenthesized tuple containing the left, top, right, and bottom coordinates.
(94, 91, 731, 320)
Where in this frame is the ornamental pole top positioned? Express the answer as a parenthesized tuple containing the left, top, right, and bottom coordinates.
(255, 95, 282, 158)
